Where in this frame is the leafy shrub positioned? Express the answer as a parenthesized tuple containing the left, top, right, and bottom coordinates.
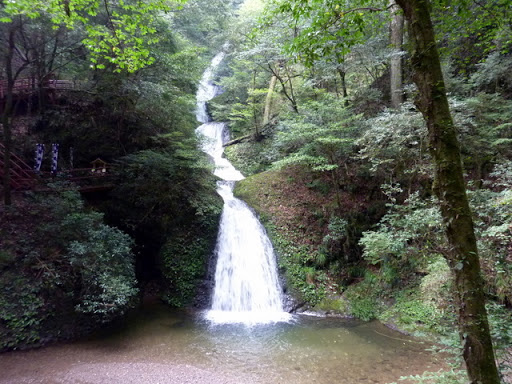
(160, 236, 212, 307)
(419, 256, 453, 314)
(271, 93, 359, 175)
(0, 187, 139, 350)
(224, 139, 275, 176)
(348, 295, 379, 321)
(320, 216, 348, 265)
(343, 272, 381, 321)
(65, 216, 138, 321)
(0, 273, 44, 349)
(470, 169, 512, 304)
(356, 102, 430, 183)
(359, 192, 445, 287)
(379, 289, 448, 334)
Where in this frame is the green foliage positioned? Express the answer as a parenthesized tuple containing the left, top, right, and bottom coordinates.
(64, 215, 138, 321)
(264, 0, 385, 67)
(112, 143, 222, 240)
(359, 192, 445, 286)
(356, 102, 430, 181)
(434, 0, 512, 76)
(264, 223, 327, 306)
(470, 53, 512, 94)
(209, 59, 274, 138)
(41, 187, 139, 322)
(469, 169, 512, 304)
(318, 215, 348, 266)
(348, 296, 379, 321)
(224, 140, 274, 176)
(379, 289, 449, 334)
(110, 139, 222, 307)
(0, 187, 138, 349)
(419, 256, 453, 312)
(171, 0, 234, 46)
(2, 0, 186, 72)
(272, 93, 358, 170)
(343, 273, 381, 321)
(160, 237, 212, 307)
(0, 273, 44, 349)
(487, 302, 512, 352)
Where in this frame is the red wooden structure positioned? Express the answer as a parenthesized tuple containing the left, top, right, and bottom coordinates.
(0, 142, 37, 190)
(0, 144, 113, 192)
(0, 78, 78, 99)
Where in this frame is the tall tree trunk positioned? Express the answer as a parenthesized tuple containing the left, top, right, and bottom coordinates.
(2, 26, 16, 206)
(336, 68, 349, 106)
(395, 0, 500, 383)
(389, 0, 404, 108)
(284, 65, 298, 113)
(269, 62, 299, 114)
(263, 73, 277, 127)
(251, 69, 261, 139)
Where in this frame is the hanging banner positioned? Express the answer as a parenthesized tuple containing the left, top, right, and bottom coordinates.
(34, 144, 44, 172)
(69, 147, 74, 169)
(51, 143, 59, 174)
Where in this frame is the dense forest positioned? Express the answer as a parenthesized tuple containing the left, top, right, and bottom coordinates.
(0, 0, 511, 383)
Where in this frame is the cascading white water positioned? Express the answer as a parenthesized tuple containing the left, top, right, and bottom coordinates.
(196, 51, 291, 325)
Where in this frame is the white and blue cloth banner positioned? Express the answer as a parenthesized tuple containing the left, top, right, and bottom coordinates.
(51, 143, 59, 174)
(69, 147, 74, 169)
(34, 144, 44, 172)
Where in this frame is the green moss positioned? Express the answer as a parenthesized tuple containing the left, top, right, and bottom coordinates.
(343, 280, 381, 321)
(234, 169, 281, 214)
(160, 237, 211, 307)
(224, 140, 273, 177)
(160, 200, 221, 307)
(313, 296, 349, 314)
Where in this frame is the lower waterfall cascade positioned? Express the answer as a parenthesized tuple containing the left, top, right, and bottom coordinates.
(196, 50, 291, 325)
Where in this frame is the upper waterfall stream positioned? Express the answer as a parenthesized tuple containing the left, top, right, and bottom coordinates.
(196, 51, 291, 325)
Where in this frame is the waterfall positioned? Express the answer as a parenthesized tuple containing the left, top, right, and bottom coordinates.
(196, 51, 291, 325)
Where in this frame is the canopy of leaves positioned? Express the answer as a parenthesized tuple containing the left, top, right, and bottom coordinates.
(263, 0, 388, 66)
(272, 92, 359, 171)
(1, 0, 187, 72)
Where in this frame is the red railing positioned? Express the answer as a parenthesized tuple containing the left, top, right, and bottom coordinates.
(0, 143, 113, 191)
(0, 142, 37, 190)
(0, 78, 78, 99)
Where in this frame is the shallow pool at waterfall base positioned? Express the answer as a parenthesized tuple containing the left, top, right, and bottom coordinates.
(0, 304, 444, 384)
(204, 309, 293, 325)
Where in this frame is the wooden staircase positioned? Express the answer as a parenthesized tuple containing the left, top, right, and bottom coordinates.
(0, 143, 114, 193)
(0, 142, 37, 190)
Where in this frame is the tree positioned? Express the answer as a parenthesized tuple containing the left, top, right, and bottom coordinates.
(394, 0, 500, 382)
(389, 0, 403, 108)
(1, 0, 185, 72)
(1, 20, 22, 205)
(271, 93, 358, 212)
(1, 0, 185, 205)
(267, 0, 501, 381)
